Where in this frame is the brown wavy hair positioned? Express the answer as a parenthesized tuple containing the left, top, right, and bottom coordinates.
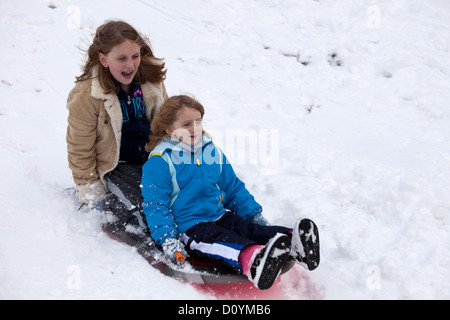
(146, 95, 209, 152)
(76, 20, 166, 94)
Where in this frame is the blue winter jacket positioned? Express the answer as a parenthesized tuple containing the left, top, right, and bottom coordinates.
(141, 137, 263, 245)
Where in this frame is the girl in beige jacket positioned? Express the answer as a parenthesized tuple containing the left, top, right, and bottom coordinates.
(66, 21, 168, 227)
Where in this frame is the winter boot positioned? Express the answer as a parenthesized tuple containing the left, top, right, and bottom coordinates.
(291, 218, 320, 271)
(239, 233, 291, 290)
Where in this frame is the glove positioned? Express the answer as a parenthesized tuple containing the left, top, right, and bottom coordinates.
(76, 180, 107, 207)
(161, 238, 189, 267)
(250, 213, 270, 226)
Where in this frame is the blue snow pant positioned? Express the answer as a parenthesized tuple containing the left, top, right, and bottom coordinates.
(181, 211, 291, 273)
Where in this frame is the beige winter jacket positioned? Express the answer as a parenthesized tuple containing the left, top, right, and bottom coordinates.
(66, 68, 168, 205)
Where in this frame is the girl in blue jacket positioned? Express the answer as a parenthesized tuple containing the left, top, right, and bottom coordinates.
(141, 95, 320, 290)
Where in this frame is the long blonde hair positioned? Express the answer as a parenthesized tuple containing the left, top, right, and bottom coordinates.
(76, 20, 166, 94)
(146, 95, 208, 152)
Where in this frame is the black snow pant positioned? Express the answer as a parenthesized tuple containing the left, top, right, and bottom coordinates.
(101, 162, 149, 233)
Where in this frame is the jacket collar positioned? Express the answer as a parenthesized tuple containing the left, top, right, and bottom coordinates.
(90, 65, 116, 101)
(151, 136, 213, 156)
(90, 65, 165, 124)
(89, 65, 123, 141)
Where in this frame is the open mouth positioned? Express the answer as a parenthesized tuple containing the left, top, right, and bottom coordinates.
(122, 70, 134, 79)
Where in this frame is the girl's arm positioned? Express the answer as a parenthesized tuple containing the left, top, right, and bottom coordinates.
(216, 149, 263, 221)
(141, 156, 178, 245)
(66, 85, 107, 205)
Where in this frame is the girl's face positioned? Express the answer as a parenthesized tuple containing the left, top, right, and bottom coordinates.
(99, 39, 141, 91)
(166, 106, 203, 146)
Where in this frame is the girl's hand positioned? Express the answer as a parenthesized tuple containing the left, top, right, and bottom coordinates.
(250, 213, 270, 226)
(161, 238, 189, 267)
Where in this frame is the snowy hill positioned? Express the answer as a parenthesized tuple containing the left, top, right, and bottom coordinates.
(1, 0, 450, 299)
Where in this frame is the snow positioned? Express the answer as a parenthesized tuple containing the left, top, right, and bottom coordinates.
(1, 0, 450, 300)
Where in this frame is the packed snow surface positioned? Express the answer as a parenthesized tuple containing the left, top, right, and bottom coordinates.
(1, 0, 450, 299)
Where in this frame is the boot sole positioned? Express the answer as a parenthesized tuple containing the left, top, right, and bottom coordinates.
(252, 234, 291, 290)
(294, 219, 320, 270)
